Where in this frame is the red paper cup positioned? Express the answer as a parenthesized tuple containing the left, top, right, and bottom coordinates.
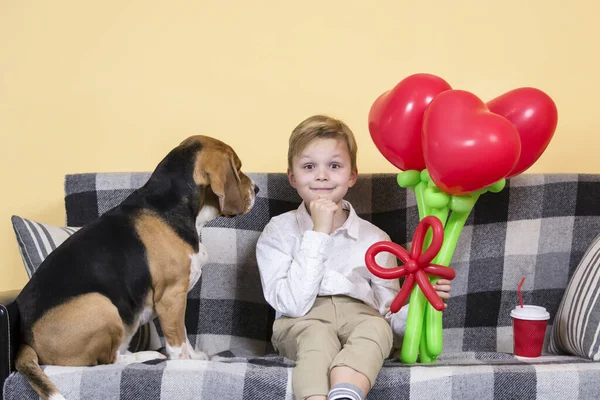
(511, 305, 550, 358)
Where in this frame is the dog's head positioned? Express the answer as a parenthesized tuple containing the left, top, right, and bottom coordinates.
(179, 135, 257, 221)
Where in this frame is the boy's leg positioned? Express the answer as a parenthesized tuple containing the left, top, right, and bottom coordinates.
(328, 298, 393, 396)
(329, 369, 369, 400)
(272, 298, 342, 400)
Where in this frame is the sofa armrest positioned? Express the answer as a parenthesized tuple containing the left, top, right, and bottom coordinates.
(1, 290, 21, 400)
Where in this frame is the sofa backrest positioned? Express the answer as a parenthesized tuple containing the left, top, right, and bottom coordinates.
(64, 172, 600, 355)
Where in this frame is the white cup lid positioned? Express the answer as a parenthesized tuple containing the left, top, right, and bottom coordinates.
(510, 305, 550, 321)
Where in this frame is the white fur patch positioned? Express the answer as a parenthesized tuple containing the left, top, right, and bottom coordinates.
(49, 394, 67, 400)
(138, 304, 155, 325)
(166, 342, 185, 359)
(185, 335, 209, 360)
(118, 303, 156, 354)
(247, 184, 256, 210)
(189, 244, 208, 291)
(165, 332, 209, 360)
(195, 205, 220, 233)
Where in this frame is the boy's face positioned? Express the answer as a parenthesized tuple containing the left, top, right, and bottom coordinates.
(288, 138, 357, 208)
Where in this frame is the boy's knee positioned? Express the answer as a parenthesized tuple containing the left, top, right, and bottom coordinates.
(297, 323, 340, 356)
(373, 317, 393, 352)
(355, 317, 393, 356)
(273, 319, 341, 361)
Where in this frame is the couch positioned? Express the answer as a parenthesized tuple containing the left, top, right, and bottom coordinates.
(2, 172, 600, 399)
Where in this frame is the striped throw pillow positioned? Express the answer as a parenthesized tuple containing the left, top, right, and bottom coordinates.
(11, 216, 81, 277)
(10, 215, 158, 352)
(549, 233, 600, 360)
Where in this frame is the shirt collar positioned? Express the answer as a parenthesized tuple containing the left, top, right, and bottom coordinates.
(296, 200, 360, 240)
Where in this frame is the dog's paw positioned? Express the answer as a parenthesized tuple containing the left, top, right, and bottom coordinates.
(165, 343, 208, 360)
(189, 350, 209, 360)
(116, 351, 166, 364)
(135, 351, 167, 362)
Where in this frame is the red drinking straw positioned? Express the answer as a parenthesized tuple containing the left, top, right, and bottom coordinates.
(517, 277, 525, 308)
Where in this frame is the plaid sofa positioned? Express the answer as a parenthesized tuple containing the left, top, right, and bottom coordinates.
(4, 172, 600, 399)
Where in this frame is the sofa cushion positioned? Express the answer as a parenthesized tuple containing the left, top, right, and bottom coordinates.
(10, 216, 156, 352)
(11, 216, 80, 278)
(4, 353, 600, 399)
(62, 172, 600, 356)
(549, 232, 600, 360)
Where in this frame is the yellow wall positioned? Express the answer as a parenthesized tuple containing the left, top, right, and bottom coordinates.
(1, 0, 599, 291)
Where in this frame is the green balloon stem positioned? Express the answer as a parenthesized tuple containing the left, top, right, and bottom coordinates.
(422, 195, 480, 358)
(400, 284, 426, 364)
(398, 173, 428, 363)
(401, 204, 447, 363)
(399, 172, 501, 364)
(425, 301, 443, 357)
(419, 317, 434, 363)
(421, 206, 449, 358)
(413, 181, 429, 220)
(423, 207, 449, 250)
(436, 199, 478, 266)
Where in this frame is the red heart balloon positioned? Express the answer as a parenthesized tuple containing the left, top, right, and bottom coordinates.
(368, 73, 452, 171)
(423, 90, 521, 195)
(487, 88, 558, 178)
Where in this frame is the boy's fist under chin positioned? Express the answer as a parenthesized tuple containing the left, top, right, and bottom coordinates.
(310, 197, 338, 235)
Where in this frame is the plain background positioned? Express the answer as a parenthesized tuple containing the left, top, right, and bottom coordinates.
(1, 0, 598, 290)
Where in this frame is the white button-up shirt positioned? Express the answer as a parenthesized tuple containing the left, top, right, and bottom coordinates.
(256, 200, 402, 320)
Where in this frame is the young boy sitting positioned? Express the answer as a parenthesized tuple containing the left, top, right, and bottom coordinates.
(256, 115, 451, 400)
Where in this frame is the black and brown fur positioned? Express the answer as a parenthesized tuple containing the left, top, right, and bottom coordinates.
(13, 136, 257, 399)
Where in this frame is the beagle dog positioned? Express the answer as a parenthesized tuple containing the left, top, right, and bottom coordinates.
(13, 135, 258, 400)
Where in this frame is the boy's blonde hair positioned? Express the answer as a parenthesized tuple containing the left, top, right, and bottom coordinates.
(287, 115, 358, 171)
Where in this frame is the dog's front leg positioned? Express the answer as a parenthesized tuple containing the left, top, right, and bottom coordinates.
(155, 287, 208, 360)
(184, 327, 208, 360)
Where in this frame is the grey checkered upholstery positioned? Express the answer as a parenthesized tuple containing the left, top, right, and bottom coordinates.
(5, 172, 600, 399)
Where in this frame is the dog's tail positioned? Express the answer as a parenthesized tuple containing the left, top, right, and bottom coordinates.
(15, 344, 65, 400)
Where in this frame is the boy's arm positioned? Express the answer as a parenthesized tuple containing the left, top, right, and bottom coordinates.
(256, 220, 332, 318)
(370, 244, 409, 340)
(369, 233, 402, 320)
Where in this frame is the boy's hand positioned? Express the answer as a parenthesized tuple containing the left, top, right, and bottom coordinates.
(433, 279, 452, 309)
(310, 197, 338, 235)
(401, 279, 452, 309)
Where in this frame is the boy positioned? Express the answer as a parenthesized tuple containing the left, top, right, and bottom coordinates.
(256, 115, 451, 400)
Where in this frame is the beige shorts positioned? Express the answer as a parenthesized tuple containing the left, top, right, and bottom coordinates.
(271, 295, 393, 399)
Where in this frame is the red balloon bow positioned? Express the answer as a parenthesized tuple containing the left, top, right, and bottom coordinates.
(365, 216, 456, 313)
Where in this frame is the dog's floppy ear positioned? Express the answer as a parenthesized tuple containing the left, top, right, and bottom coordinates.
(208, 153, 244, 216)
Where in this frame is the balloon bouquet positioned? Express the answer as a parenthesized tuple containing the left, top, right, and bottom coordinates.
(365, 73, 558, 364)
